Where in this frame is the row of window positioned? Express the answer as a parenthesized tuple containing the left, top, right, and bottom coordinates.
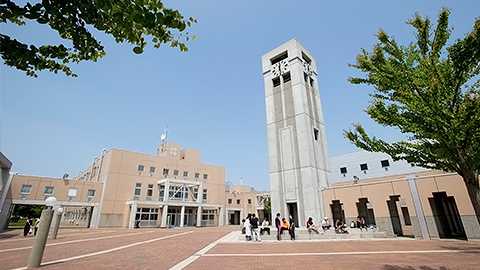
(20, 185, 96, 200)
(272, 71, 314, 88)
(134, 183, 207, 201)
(227, 198, 252, 205)
(340, 159, 391, 175)
(137, 165, 208, 180)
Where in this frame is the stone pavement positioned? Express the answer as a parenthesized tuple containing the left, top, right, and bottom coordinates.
(1, 226, 480, 270)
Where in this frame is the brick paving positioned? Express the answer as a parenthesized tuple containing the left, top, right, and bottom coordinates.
(1, 226, 480, 270)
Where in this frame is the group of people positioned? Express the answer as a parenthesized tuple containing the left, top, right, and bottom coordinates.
(274, 213, 296, 240)
(241, 213, 263, 242)
(243, 214, 370, 241)
(23, 218, 40, 237)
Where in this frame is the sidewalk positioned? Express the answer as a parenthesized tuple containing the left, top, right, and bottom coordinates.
(1, 226, 479, 270)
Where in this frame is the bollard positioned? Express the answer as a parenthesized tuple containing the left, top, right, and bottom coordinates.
(27, 209, 54, 268)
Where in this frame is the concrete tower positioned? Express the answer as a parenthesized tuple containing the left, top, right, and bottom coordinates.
(262, 39, 331, 226)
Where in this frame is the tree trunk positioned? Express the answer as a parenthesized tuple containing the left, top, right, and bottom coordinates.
(462, 174, 480, 227)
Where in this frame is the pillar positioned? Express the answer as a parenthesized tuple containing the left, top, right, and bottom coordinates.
(407, 174, 430, 239)
(196, 206, 202, 227)
(180, 205, 185, 227)
(129, 202, 138, 229)
(161, 205, 169, 228)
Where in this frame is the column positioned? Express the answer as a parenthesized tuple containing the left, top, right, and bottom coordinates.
(163, 180, 170, 202)
(196, 206, 202, 227)
(180, 205, 185, 227)
(197, 183, 203, 203)
(407, 175, 430, 239)
(219, 206, 225, 226)
(129, 202, 137, 229)
(161, 205, 169, 228)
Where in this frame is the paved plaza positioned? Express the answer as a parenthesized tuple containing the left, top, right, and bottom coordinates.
(1, 226, 480, 270)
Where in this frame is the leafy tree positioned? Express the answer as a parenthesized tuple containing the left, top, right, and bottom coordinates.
(345, 8, 480, 226)
(0, 0, 196, 77)
(12, 204, 46, 219)
(264, 197, 271, 220)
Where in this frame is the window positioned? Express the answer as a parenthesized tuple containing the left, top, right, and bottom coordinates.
(237, 199, 241, 204)
(146, 184, 153, 200)
(68, 188, 77, 201)
(20, 185, 32, 194)
(270, 51, 288, 65)
(134, 183, 142, 200)
(138, 165, 145, 172)
(360, 163, 368, 171)
(163, 168, 169, 176)
(43, 186, 54, 195)
(202, 189, 207, 201)
(174, 170, 179, 178)
(381, 160, 390, 167)
(273, 77, 280, 87)
(68, 188, 77, 197)
(195, 173, 200, 180)
(313, 128, 319, 141)
(202, 209, 215, 221)
(149, 166, 156, 174)
(410, 163, 416, 167)
(159, 186, 165, 201)
(203, 174, 208, 180)
(194, 188, 198, 200)
(310, 77, 314, 87)
(282, 72, 291, 83)
(248, 199, 252, 205)
(87, 189, 96, 197)
(340, 167, 347, 174)
(183, 171, 188, 179)
(228, 198, 232, 204)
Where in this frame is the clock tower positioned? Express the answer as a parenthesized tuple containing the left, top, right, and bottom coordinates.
(262, 39, 331, 226)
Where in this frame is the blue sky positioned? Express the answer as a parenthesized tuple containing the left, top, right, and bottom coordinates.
(1, 0, 479, 191)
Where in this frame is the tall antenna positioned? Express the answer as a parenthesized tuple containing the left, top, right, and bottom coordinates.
(160, 124, 169, 153)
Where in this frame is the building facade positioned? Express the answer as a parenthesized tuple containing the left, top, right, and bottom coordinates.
(262, 39, 331, 227)
(323, 150, 480, 240)
(2, 143, 226, 229)
(224, 184, 270, 225)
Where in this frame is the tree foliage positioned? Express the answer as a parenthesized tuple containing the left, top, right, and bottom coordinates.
(345, 8, 480, 225)
(0, 0, 196, 77)
(11, 204, 46, 220)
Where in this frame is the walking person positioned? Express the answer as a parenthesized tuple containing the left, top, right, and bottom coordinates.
(250, 213, 261, 242)
(275, 213, 282, 241)
(244, 214, 252, 241)
(33, 218, 40, 236)
(23, 220, 31, 237)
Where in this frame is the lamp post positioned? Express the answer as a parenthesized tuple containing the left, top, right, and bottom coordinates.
(51, 207, 63, 239)
(27, 196, 57, 269)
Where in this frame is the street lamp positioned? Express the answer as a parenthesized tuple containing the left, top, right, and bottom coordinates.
(27, 196, 57, 268)
(51, 207, 63, 239)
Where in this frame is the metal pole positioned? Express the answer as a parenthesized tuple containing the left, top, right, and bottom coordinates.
(27, 209, 54, 268)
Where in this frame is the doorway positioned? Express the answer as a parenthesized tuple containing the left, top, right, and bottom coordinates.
(287, 203, 298, 227)
(387, 196, 403, 236)
(356, 198, 376, 226)
(429, 192, 466, 239)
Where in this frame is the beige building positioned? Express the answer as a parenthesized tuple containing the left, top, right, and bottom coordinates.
(224, 184, 270, 225)
(324, 151, 480, 241)
(1, 142, 226, 229)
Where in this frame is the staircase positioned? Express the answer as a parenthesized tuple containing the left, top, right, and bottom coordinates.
(238, 227, 391, 241)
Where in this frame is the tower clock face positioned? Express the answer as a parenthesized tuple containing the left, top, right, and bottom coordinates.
(271, 59, 288, 77)
(303, 61, 312, 76)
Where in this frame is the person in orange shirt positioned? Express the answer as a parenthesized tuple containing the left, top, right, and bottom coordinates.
(280, 217, 289, 236)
